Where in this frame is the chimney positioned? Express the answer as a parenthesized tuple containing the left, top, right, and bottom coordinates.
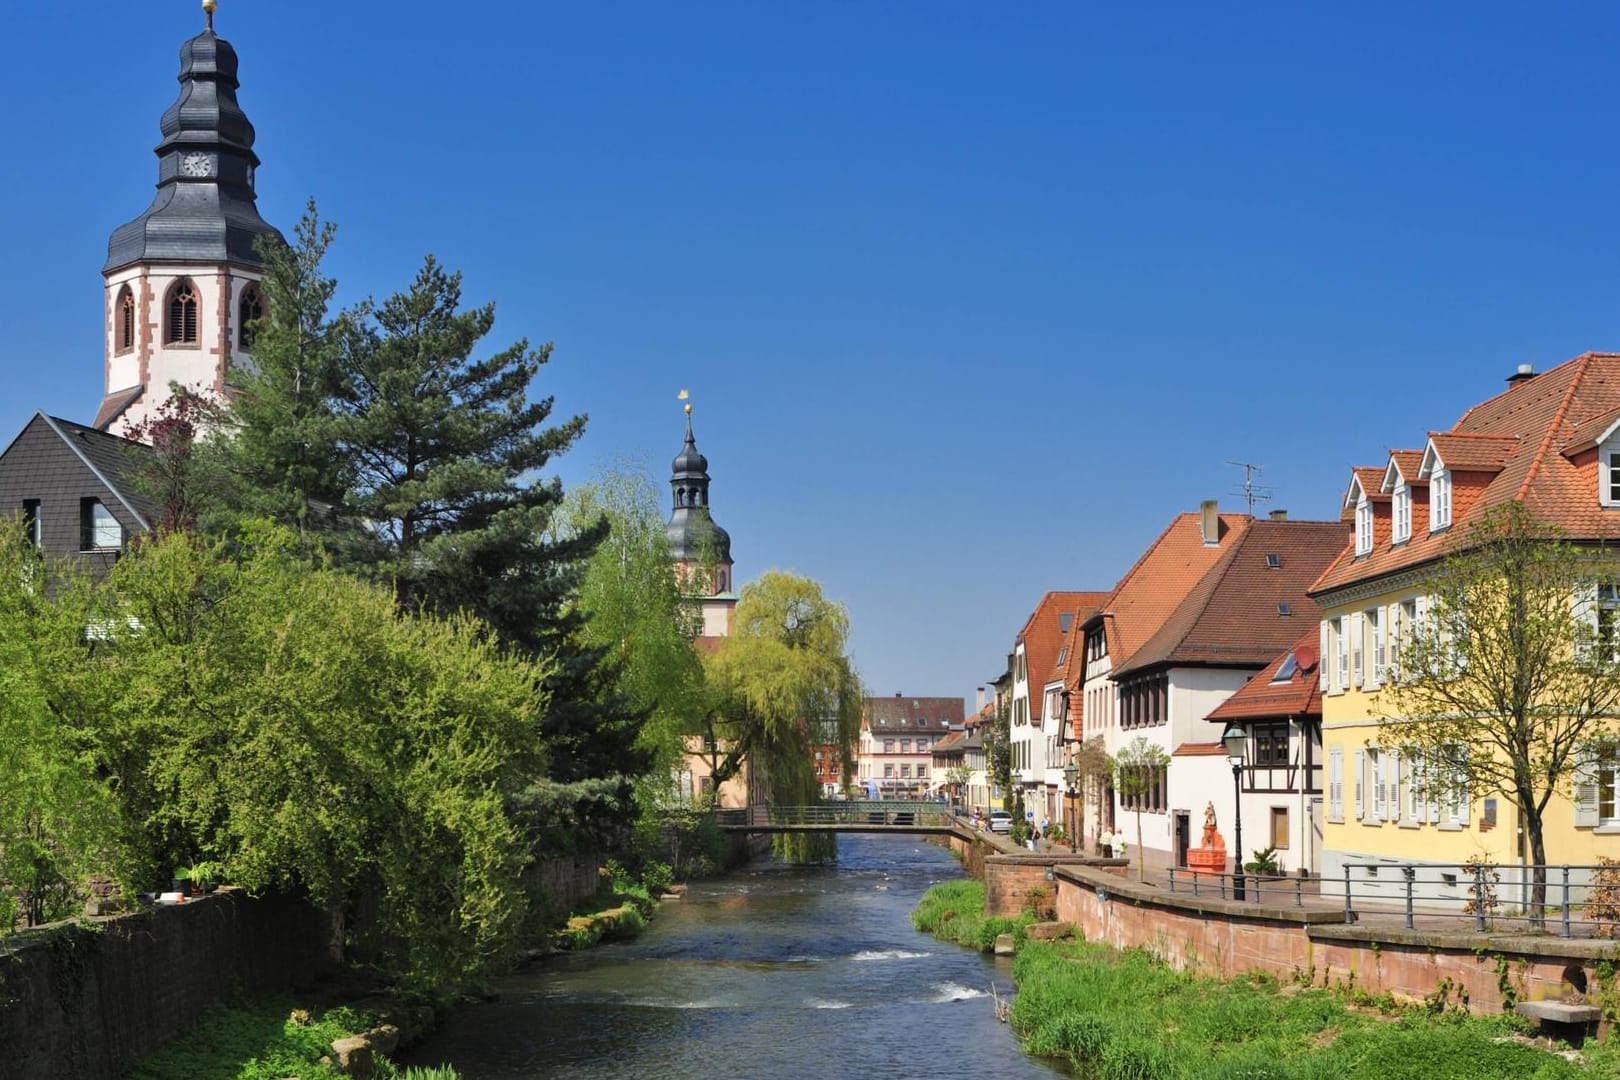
(1200, 499, 1220, 546)
(1506, 363, 1536, 386)
(1269, 509, 1288, 520)
(975, 686, 986, 712)
(894, 691, 902, 697)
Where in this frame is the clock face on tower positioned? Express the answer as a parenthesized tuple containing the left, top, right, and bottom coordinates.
(180, 152, 214, 178)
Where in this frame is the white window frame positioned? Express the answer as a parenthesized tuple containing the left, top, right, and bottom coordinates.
(1601, 435, 1620, 508)
(1429, 467, 1452, 531)
(1370, 748, 1385, 823)
(1354, 494, 1373, 556)
(1392, 481, 1412, 543)
(1353, 747, 1365, 819)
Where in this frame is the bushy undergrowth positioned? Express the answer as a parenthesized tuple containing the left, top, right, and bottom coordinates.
(124, 998, 459, 1080)
(910, 879, 1032, 952)
(913, 882, 1599, 1080)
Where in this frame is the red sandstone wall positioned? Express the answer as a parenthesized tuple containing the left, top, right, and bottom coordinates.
(1056, 874, 1578, 1013)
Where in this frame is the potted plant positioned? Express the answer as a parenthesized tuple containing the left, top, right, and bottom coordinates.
(1243, 846, 1282, 879)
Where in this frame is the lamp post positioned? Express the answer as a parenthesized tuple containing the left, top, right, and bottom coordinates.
(1062, 761, 1080, 853)
(1223, 724, 1248, 901)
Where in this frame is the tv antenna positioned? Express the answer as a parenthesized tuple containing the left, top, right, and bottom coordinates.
(1227, 461, 1273, 516)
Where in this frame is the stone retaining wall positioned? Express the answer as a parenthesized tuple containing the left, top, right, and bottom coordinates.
(0, 890, 331, 1080)
(1055, 866, 1602, 1014)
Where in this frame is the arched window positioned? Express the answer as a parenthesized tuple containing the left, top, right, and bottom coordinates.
(238, 283, 264, 350)
(115, 286, 135, 354)
(165, 279, 199, 345)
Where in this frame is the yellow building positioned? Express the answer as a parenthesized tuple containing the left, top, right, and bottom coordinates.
(1309, 355, 1620, 905)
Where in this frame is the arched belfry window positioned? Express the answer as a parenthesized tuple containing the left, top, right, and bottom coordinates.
(115, 286, 135, 354)
(238, 283, 264, 350)
(165, 279, 199, 345)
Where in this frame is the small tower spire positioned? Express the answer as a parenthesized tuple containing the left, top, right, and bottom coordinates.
(204, 0, 216, 32)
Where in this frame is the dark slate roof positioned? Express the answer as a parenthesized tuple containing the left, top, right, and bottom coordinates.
(105, 28, 283, 272)
(863, 697, 967, 732)
(39, 415, 156, 530)
(667, 415, 732, 564)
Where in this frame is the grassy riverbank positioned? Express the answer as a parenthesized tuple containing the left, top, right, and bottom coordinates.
(912, 882, 1615, 1079)
(124, 998, 458, 1080)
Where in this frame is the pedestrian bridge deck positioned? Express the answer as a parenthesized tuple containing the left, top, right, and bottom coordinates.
(713, 803, 958, 834)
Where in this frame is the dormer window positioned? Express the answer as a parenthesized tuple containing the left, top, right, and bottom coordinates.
(1392, 481, 1412, 544)
(1430, 468, 1452, 531)
(1354, 494, 1373, 556)
(1601, 432, 1620, 508)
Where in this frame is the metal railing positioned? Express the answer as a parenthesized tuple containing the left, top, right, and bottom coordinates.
(712, 802, 953, 828)
(1166, 867, 1312, 907)
(1334, 861, 1620, 938)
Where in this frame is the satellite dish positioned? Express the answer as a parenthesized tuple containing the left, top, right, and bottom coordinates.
(1295, 645, 1317, 671)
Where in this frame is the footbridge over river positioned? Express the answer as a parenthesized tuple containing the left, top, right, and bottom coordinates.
(713, 801, 959, 835)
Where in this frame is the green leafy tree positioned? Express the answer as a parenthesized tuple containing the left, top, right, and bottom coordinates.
(700, 571, 863, 860)
(987, 696, 1011, 808)
(1115, 736, 1168, 881)
(559, 463, 707, 812)
(1377, 501, 1620, 928)
(46, 527, 549, 997)
(0, 529, 131, 929)
(1067, 735, 1113, 853)
(945, 764, 972, 803)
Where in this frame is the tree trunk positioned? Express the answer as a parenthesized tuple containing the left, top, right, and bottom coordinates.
(1135, 808, 1145, 881)
(1526, 800, 1548, 932)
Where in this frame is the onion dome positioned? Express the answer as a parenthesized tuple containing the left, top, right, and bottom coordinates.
(667, 410, 732, 566)
(104, 10, 283, 272)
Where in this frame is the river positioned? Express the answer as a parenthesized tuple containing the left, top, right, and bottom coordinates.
(403, 833, 1067, 1079)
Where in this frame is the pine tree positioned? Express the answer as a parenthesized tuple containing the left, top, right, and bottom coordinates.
(220, 200, 352, 543)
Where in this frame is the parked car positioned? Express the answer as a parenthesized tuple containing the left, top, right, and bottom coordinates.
(988, 810, 1012, 833)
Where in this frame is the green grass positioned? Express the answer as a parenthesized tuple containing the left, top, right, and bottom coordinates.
(123, 998, 459, 1080)
(913, 882, 1607, 1080)
(910, 879, 1033, 952)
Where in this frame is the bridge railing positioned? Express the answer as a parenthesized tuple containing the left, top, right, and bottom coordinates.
(712, 802, 953, 828)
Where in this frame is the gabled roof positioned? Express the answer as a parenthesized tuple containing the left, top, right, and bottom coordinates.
(1344, 467, 1389, 509)
(1080, 512, 1252, 673)
(1425, 431, 1518, 474)
(94, 385, 144, 432)
(1205, 629, 1322, 725)
(1381, 451, 1427, 493)
(1, 413, 156, 530)
(1107, 517, 1344, 679)
(1314, 353, 1620, 595)
(1018, 590, 1109, 720)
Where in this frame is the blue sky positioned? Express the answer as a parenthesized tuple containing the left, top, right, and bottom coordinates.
(6, 2, 1620, 708)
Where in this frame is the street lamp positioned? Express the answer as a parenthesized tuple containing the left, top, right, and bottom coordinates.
(1223, 723, 1248, 900)
(1062, 760, 1080, 853)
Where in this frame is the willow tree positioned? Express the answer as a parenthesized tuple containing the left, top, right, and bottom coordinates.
(699, 571, 862, 861)
(1377, 501, 1620, 928)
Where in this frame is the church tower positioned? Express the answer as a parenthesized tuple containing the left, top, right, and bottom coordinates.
(97, 1, 283, 437)
(667, 401, 737, 638)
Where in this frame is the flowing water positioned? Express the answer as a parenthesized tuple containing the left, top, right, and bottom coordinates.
(403, 833, 1066, 1079)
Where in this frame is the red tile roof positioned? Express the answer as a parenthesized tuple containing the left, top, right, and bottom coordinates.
(1020, 590, 1110, 720)
(1172, 742, 1228, 757)
(1313, 353, 1620, 595)
(1109, 517, 1346, 679)
(1205, 629, 1322, 725)
(1081, 512, 1253, 674)
(863, 696, 966, 732)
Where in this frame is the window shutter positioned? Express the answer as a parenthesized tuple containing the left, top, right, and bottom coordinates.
(1575, 748, 1600, 828)
(1426, 762, 1439, 824)
(1353, 748, 1365, 820)
(1389, 749, 1402, 822)
(1351, 611, 1365, 689)
(1575, 580, 1599, 664)
(1386, 602, 1401, 681)
(1372, 750, 1385, 822)
(1370, 610, 1385, 689)
(1328, 747, 1344, 822)
(1319, 620, 1330, 691)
